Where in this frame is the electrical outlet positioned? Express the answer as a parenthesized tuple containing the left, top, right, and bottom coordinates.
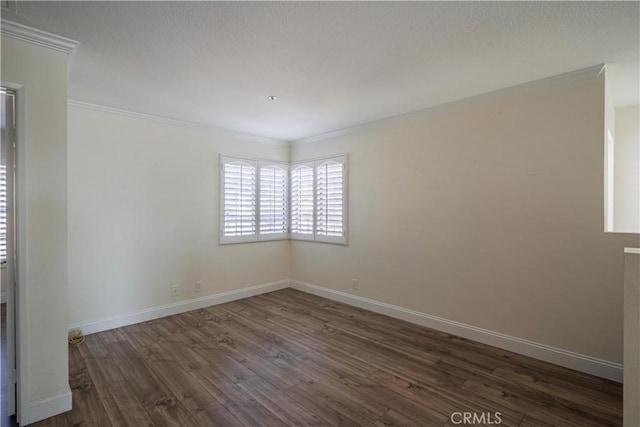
(195, 281, 203, 293)
(352, 278, 359, 290)
(171, 285, 179, 296)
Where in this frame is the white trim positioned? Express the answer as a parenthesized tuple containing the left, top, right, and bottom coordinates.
(66, 278, 625, 383)
(68, 100, 288, 146)
(290, 280, 623, 382)
(1, 19, 78, 54)
(4, 81, 29, 425)
(70, 64, 602, 146)
(23, 387, 72, 426)
(625, 248, 640, 254)
(293, 64, 604, 145)
(69, 280, 289, 336)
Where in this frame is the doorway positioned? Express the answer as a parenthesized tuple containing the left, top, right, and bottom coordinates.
(1, 87, 17, 426)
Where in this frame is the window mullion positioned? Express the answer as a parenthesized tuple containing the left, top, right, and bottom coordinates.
(313, 160, 318, 240)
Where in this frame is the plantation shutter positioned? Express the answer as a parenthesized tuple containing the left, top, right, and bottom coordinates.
(259, 162, 289, 239)
(219, 154, 347, 246)
(220, 156, 257, 243)
(0, 164, 6, 260)
(290, 163, 315, 239)
(315, 156, 346, 244)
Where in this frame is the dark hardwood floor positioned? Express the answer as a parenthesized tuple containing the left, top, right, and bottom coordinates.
(29, 288, 621, 426)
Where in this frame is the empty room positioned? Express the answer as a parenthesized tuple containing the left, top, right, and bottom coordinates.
(1, 1, 640, 426)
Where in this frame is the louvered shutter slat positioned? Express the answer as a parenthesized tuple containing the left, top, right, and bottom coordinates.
(259, 164, 288, 236)
(222, 159, 257, 239)
(316, 160, 344, 238)
(0, 164, 6, 260)
(291, 164, 314, 235)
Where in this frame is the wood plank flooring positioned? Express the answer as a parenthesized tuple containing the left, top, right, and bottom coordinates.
(31, 289, 621, 426)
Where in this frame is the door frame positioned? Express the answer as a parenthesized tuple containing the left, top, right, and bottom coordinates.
(1, 80, 26, 424)
(2, 86, 17, 418)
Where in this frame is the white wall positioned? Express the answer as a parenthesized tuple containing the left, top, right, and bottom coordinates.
(67, 106, 290, 327)
(614, 105, 640, 233)
(291, 76, 637, 365)
(1, 36, 71, 422)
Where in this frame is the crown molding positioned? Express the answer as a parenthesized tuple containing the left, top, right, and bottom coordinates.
(293, 64, 605, 145)
(1, 19, 78, 54)
(68, 100, 288, 146)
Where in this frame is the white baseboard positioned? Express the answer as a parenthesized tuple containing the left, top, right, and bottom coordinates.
(69, 280, 289, 336)
(67, 278, 622, 382)
(23, 386, 72, 426)
(290, 280, 623, 383)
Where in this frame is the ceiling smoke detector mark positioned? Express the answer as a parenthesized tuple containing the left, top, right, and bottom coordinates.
(267, 95, 277, 101)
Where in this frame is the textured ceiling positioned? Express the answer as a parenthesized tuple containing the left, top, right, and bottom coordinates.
(3, 1, 639, 141)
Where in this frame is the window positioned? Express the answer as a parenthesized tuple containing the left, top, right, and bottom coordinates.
(259, 162, 289, 239)
(219, 154, 347, 245)
(290, 163, 314, 239)
(220, 157, 257, 243)
(220, 156, 289, 244)
(316, 158, 346, 243)
(290, 155, 347, 244)
(1, 88, 12, 263)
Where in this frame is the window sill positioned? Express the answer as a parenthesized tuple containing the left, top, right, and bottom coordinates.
(290, 238, 348, 246)
(219, 236, 290, 245)
(219, 236, 348, 245)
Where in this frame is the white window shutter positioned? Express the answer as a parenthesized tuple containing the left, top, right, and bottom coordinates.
(0, 164, 6, 260)
(220, 156, 257, 243)
(259, 162, 289, 239)
(219, 154, 347, 246)
(290, 163, 315, 239)
(315, 156, 347, 244)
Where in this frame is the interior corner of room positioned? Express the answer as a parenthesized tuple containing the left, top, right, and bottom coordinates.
(1, 2, 639, 426)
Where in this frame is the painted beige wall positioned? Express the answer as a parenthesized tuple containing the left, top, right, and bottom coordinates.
(614, 105, 640, 233)
(624, 249, 640, 426)
(1, 36, 70, 415)
(291, 77, 636, 364)
(67, 106, 290, 326)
